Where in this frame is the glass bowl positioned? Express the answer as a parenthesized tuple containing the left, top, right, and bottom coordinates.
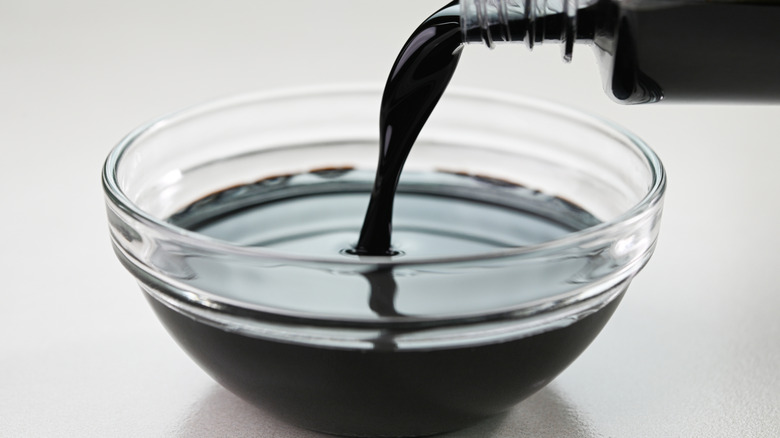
(103, 86, 665, 437)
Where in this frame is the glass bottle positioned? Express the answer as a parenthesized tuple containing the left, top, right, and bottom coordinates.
(460, 0, 780, 103)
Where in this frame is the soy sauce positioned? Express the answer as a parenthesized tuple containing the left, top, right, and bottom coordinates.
(354, 1, 463, 255)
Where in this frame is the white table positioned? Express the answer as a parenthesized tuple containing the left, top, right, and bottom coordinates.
(2, 1, 778, 436)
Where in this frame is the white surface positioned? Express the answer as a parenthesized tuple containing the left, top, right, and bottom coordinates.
(2, 1, 779, 437)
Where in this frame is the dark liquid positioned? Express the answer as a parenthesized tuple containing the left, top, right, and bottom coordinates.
(567, 0, 780, 103)
(614, 0, 780, 103)
(463, 0, 780, 103)
(158, 171, 622, 436)
(355, 1, 463, 255)
(147, 290, 623, 437)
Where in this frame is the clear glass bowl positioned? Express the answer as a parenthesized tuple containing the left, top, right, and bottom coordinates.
(103, 86, 665, 437)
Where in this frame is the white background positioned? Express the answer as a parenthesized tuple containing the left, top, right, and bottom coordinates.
(2, 0, 778, 436)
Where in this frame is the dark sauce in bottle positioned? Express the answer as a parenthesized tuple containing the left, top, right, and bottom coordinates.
(464, 0, 780, 103)
(608, 0, 780, 103)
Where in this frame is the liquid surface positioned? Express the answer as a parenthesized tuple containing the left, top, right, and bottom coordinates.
(172, 171, 592, 259)
(355, 1, 463, 255)
(169, 169, 601, 319)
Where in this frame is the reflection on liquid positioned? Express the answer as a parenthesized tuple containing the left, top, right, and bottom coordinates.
(362, 267, 401, 352)
(363, 268, 402, 317)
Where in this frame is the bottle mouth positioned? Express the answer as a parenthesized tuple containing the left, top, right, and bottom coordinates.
(460, 0, 579, 61)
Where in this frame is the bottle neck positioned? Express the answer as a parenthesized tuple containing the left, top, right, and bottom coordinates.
(461, 0, 599, 62)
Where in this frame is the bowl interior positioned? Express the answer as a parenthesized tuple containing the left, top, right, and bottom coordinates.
(104, 87, 664, 340)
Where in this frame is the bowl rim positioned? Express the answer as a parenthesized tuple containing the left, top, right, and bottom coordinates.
(103, 84, 666, 268)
